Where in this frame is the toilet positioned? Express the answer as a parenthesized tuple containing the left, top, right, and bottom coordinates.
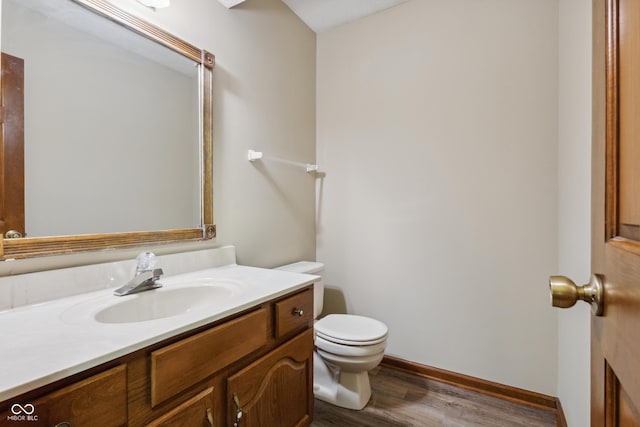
(276, 261, 388, 410)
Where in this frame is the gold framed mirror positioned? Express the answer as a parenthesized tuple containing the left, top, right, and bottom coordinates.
(0, 0, 215, 260)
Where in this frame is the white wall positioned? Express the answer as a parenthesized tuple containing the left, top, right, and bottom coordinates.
(557, 0, 592, 425)
(317, 0, 559, 395)
(0, 0, 317, 274)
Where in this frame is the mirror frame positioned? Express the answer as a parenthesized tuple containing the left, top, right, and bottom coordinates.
(0, 0, 215, 260)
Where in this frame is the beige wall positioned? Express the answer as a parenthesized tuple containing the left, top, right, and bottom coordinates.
(557, 0, 591, 425)
(0, 0, 317, 273)
(317, 0, 559, 395)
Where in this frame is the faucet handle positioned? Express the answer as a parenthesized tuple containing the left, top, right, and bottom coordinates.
(136, 251, 157, 274)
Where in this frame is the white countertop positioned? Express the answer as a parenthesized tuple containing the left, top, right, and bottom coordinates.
(0, 263, 316, 402)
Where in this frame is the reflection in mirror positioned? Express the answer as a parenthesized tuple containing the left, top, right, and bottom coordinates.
(0, 0, 214, 259)
(3, 0, 200, 236)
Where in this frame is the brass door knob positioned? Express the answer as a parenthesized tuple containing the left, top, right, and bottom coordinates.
(549, 274, 604, 316)
(4, 230, 22, 238)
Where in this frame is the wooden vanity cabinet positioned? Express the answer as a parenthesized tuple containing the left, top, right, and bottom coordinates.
(227, 328, 313, 427)
(0, 286, 314, 427)
(227, 288, 314, 427)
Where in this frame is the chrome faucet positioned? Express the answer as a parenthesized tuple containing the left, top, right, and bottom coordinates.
(114, 252, 163, 296)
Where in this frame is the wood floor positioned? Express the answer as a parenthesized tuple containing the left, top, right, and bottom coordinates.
(310, 366, 557, 427)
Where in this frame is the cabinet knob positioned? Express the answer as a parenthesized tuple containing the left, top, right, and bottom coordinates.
(54, 423, 71, 427)
(206, 408, 214, 427)
(292, 308, 304, 317)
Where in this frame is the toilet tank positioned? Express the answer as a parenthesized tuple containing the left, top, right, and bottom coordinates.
(275, 261, 324, 319)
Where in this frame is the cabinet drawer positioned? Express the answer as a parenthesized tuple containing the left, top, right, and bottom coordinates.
(151, 308, 268, 407)
(24, 365, 127, 427)
(146, 387, 214, 427)
(275, 288, 313, 338)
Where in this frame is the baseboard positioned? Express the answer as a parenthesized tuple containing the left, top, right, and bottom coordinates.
(555, 398, 568, 427)
(380, 355, 568, 427)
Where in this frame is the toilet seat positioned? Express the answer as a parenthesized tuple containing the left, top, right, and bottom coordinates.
(315, 331, 387, 346)
(315, 314, 388, 346)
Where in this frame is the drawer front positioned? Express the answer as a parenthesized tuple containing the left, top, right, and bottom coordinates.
(8, 365, 128, 427)
(151, 308, 268, 407)
(275, 288, 313, 339)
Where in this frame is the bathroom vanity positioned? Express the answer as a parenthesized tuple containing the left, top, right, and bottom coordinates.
(0, 249, 316, 427)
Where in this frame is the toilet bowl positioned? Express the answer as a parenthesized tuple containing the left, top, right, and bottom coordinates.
(275, 262, 388, 410)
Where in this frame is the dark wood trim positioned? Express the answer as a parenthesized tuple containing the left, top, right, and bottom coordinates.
(605, 361, 619, 426)
(618, 224, 640, 242)
(1, 228, 205, 259)
(0, 53, 25, 238)
(555, 397, 568, 427)
(381, 356, 564, 417)
(202, 54, 214, 229)
(605, 0, 619, 240)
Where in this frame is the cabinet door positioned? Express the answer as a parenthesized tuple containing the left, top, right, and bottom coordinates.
(227, 329, 313, 427)
(146, 387, 215, 427)
(0, 365, 127, 427)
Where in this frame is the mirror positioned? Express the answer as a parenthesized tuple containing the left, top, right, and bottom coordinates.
(0, 0, 214, 259)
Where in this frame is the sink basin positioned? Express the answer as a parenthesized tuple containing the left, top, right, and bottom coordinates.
(95, 285, 234, 324)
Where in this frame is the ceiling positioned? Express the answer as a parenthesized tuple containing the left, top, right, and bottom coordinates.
(218, 0, 410, 33)
(281, 0, 410, 33)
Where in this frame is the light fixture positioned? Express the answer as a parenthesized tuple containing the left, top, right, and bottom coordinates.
(137, 0, 170, 8)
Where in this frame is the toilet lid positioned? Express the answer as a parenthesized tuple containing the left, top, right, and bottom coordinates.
(315, 314, 388, 345)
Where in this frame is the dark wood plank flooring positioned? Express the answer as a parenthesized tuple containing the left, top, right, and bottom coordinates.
(311, 366, 557, 427)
